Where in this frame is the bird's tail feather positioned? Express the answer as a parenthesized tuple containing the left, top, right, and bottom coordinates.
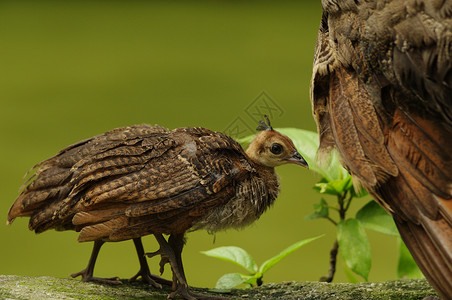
(395, 216, 452, 299)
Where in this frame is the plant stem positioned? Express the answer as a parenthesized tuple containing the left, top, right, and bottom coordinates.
(327, 206, 340, 212)
(319, 240, 339, 282)
(344, 192, 354, 212)
(338, 191, 348, 221)
(320, 190, 351, 283)
(256, 277, 263, 286)
(326, 217, 338, 226)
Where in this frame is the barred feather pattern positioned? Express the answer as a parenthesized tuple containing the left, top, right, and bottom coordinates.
(8, 124, 281, 243)
(311, 1, 452, 298)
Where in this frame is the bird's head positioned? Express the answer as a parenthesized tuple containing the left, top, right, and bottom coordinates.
(245, 116, 308, 169)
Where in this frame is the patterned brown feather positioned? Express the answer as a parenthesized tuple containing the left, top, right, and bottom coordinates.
(7, 122, 307, 297)
(311, 1, 452, 298)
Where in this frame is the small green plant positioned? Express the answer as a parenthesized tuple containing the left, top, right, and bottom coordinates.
(201, 235, 323, 289)
(239, 128, 422, 283)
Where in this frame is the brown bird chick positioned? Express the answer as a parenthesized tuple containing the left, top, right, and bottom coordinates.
(7, 117, 307, 299)
(311, 1, 452, 298)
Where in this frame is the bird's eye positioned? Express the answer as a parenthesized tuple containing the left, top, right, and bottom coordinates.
(270, 143, 283, 155)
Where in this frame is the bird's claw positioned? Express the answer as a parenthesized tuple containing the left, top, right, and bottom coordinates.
(168, 285, 228, 300)
(129, 269, 162, 289)
(159, 256, 170, 275)
(70, 269, 122, 285)
(145, 248, 164, 258)
(145, 248, 170, 275)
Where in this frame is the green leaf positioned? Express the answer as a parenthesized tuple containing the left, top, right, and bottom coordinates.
(329, 175, 353, 193)
(313, 182, 338, 195)
(337, 219, 371, 281)
(237, 128, 348, 182)
(242, 275, 258, 286)
(279, 128, 348, 181)
(397, 237, 423, 279)
(201, 246, 258, 274)
(314, 176, 353, 195)
(343, 264, 360, 283)
(305, 198, 329, 220)
(259, 235, 324, 274)
(356, 201, 398, 236)
(215, 273, 247, 289)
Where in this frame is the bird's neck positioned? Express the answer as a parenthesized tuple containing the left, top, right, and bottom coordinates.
(253, 163, 276, 181)
(252, 163, 280, 208)
(245, 150, 280, 198)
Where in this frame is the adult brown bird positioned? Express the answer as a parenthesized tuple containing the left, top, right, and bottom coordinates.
(311, 1, 452, 298)
(7, 118, 307, 299)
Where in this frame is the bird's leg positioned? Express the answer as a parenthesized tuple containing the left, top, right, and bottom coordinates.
(129, 237, 171, 287)
(168, 233, 188, 283)
(145, 242, 170, 276)
(70, 240, 121, 285)
(153, 234, 188, 288)
(167, 233, 195, 299)
(154, 233, 195, 300)
(154, 233, 226, 300)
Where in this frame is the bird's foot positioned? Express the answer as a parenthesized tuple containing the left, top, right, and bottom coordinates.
(169, 284, 229, 300)
(145, 249, 170, 275)
(128, 268, 161, 289)
(159, 256, 170, 275)
(70, 268, 122, 285)
(145, 248, 164, 259)
(129, 268, 173, 288)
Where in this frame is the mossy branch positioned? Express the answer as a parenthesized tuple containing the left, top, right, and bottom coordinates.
(0, 275, 438, 300)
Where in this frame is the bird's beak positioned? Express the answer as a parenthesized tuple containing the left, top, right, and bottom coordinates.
(285, 151, 308, 168)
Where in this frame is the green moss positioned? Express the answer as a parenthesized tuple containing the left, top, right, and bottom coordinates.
(0, 275, 437, 299)
(229, 280, 438, 300)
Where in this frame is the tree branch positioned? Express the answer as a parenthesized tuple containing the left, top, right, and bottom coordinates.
(0, 275, 438, 299)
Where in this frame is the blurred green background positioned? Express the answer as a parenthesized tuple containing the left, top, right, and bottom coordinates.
(1, 0, 398, 288)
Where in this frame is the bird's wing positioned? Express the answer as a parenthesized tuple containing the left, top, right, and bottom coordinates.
(8, 124, 174, 229)
(9, 124, 253, 241)
(74, 127, 254, 242)
(311, 1, 452, 297)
